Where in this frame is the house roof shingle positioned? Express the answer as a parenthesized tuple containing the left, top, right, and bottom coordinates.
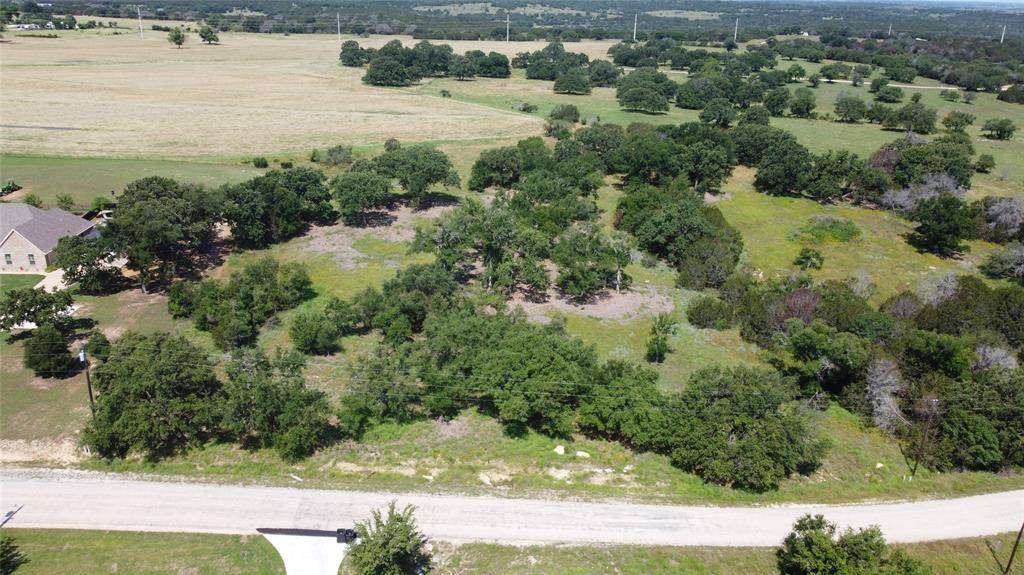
(0, 203, 94, 254)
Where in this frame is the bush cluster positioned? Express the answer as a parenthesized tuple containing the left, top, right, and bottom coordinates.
(83, 333, 329, 461)
(329, 264, 825, 491)
(168, 258, 313, 349)
(689, 272, 1024, 474)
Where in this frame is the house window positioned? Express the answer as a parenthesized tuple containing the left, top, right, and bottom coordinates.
(3, 254, 10, 265)
(28, 254, 36, 265)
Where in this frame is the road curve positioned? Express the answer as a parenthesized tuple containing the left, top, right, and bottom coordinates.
(1, 469, 1021, 547)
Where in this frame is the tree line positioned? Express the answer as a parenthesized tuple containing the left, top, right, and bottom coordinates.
(341, 39, 511, 86)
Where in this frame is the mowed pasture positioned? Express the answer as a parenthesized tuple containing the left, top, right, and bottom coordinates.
(1, 29, 601, 158)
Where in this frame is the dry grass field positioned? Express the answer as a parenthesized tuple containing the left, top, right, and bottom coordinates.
(0, 29, 625, 158)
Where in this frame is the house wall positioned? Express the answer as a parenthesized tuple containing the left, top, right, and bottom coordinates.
(0, 231, 49, 273)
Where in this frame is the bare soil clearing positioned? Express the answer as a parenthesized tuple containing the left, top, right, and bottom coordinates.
(302, 204, 450, 269)
(511, 285, 674, 324)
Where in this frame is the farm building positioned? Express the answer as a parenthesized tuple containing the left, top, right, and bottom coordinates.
(1, 203, 96, 273)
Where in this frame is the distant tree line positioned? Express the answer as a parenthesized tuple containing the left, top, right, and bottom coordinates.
(771, 34, 1023, 93)
(40, 0, 1024, 44)
(341, 39, 510, 86)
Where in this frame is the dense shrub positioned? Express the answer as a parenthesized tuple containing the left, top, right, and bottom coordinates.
(23, 325, 75, 378)
(84, 332, 222, 459)
(222, 168, 334, 247)
(0, 288, 74, 332)
(663, 366, 827, 491)
(467, 146, 523, 191)
(686, 296, 734, 329)
(777, 515, 931, 575)
(314, 144, 354, 166)
(332, 171, 393, 225)
(553, 67, 592, 94)
(168, 258, 313, 349)
(222, 349, 331, 460)
(548, 104, 580, 123)
(349, 503, 432, 575)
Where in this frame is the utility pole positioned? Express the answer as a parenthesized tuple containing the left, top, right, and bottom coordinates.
(79, 348, 95, 416)
(887, 23, 892, 38)
(336, 12, 341, 39)
(506, 12, 509, 43)
(136, 5, 143, 40)
(632, 13, 637, 42)
(733, 18, 739, 43)
(1000, 24, 1006, 44)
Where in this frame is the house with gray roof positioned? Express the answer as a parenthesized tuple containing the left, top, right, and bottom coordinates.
(1, 203, 96, 273)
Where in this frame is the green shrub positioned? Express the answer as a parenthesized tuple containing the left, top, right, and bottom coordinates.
(548, 103, 580, 123)
(777, 514, 931, 575)
(686, 296, 734, 329)
(1, 535, 29, 574)
(1, 180, 23, 195)
(350, 503, 432, 575)
(794, 247, 824, 270)
(84, 332, 222, 459)
(252, 156, 268, 168)
(974, 154, 995, 173)
(645, 313, 675, 363)
(798, 216, 861, 244)
(665, 366, 827, 491)
(24, 325, 75, 378)
(86, 331, 111, 362)
(318, 144, 354, 166)
(544, 119, 573, 139)
(290, 309, 341, 355)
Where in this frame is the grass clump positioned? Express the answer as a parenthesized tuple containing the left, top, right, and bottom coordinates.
(797, 216, 862, 244)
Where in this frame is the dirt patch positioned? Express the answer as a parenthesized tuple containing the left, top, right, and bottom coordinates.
(302, 204, 452, 269)
(0, 438, 84, 464)
(510, 286, 674, 324)
(431, 414, 473, 440)
(303, 224, 364, 270)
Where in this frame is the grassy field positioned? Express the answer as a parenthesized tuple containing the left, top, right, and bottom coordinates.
(717, 167, 1001, 301)
(3, 529, 284, 575)
(0, 155, 260, 207)
(4, 529, 1021, 575)
(2, 29, 641, 158)
(0, 274, 43, 295)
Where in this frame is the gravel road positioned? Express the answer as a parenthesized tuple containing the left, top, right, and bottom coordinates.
(2, 468, 1021, 546)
